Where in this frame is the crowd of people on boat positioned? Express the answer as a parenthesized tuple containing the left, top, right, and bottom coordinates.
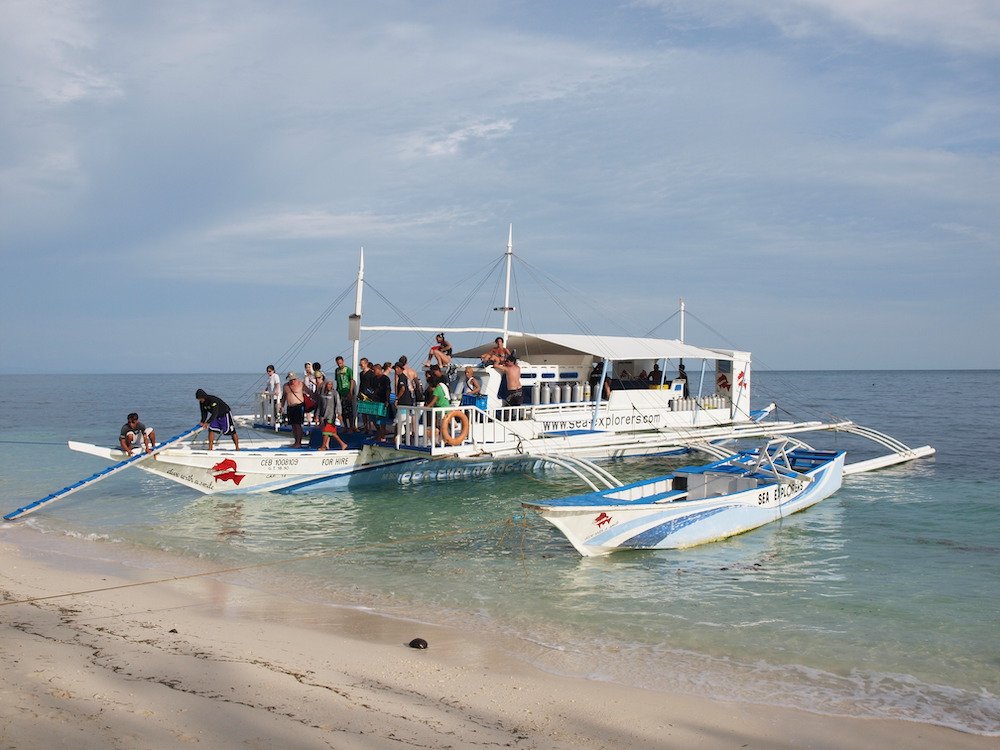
(254, 335, 523, 448)
(118, 334, 682, 454)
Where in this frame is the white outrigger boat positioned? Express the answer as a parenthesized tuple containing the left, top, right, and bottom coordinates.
(522, 439, 846, 556)
(51, 228, 933, 501)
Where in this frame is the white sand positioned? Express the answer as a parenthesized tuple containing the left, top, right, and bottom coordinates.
(0, 534, 994, 749)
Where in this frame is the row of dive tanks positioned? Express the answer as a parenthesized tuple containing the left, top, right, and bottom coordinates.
(537, 381, 588, 404)
(535, 381, 726, 410)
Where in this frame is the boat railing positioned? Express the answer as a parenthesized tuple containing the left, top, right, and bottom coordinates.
(257, 393, 281, 428)
(394, 404, 526, 453)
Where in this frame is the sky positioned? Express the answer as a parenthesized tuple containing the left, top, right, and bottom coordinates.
(1, 0, 998, 374)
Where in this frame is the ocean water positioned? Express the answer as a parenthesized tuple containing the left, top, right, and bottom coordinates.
(1, 370, 997, 735)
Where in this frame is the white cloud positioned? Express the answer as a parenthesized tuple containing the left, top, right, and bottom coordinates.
(802, 0, 1000, 54)
(207, 208, 479, 241)
(1, 1, 997, 370)
(396, 119, 516, 158)
(0, 0, 122, 105)
(638, 0, 1000, 54)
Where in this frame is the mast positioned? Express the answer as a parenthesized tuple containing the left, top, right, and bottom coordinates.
(501, 224, 513, 344)
(350, 247, 365, 381)
(679, 298, 686, 343)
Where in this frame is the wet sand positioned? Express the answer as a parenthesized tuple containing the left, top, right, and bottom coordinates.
(0, 534, 994, 749)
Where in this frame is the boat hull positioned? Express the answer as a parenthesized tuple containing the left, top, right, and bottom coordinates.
(67, 441, 555, 494)
(526, 451, 845, 556)
(68, 442, 423, 494)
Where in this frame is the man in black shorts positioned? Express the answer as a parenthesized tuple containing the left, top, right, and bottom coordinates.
(195, 389, 240, 450)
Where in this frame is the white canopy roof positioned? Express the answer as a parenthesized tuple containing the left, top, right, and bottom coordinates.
(453, 332, 738, 362)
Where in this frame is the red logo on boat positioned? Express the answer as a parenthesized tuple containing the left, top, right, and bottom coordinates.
(737, 370, 747, 389)
(716, 373, 731, 390)
(594, 512, 613, 528)
(211, 458, 245, 485)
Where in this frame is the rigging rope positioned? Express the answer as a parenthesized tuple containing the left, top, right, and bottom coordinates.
(680, 308, 845, 426)
(230, 280, 357, 410)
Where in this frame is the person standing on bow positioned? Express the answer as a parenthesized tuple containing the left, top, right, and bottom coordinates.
(119, 412, 156, 455)
(281, 372, 305, 448)
(195, 389, 240, 451)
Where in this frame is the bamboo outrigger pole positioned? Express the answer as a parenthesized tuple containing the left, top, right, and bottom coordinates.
(4, 425, 204, 521)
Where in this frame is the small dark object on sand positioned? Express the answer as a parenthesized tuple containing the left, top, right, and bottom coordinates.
(408, 637, 428, 649)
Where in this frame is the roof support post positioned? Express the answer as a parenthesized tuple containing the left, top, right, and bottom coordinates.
(590, 359, 611, 431)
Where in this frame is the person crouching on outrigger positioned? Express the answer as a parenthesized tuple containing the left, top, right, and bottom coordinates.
(119, 412, 156, 455)
(195, 389, 240, 451)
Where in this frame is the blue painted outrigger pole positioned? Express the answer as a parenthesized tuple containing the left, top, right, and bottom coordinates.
(3, 425, 204, 521)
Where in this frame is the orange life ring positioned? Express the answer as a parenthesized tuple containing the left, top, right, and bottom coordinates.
(441, 410, 470, 446)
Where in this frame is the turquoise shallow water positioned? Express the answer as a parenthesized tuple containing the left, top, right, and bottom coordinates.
(1, 371, 997, 734)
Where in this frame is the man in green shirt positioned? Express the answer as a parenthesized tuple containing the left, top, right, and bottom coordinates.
(334, 356, 356, 432)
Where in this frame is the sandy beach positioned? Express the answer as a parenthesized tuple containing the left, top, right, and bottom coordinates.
(0, 534, 993, 750)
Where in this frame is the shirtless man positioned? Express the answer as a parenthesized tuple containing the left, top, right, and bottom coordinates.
(282, 371, 306, 448)
(494, 354, 523, 406)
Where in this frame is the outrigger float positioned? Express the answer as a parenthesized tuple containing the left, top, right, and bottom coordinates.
(43, 228, 933, 505)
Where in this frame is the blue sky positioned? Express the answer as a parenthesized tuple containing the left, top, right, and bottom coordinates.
(2, 0, 998, 373)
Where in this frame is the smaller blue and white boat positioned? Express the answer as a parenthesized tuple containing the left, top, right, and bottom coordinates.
(522, 439, 846, 556)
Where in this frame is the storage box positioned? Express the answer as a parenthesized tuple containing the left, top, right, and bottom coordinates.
(461, 394, 488, 410)
(357, 400, 387, 417)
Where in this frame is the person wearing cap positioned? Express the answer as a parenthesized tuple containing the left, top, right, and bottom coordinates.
(393, 362, 415, 407)
(119, 412, 156, 455)
(281, 372, 305, 448)
(195, 389, 239, 451)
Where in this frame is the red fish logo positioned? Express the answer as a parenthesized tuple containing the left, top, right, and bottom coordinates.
(211, 458, 245, 485)
(716, 373, 731, 391)
(594, 512, 613, 528)
(737, 370, 747, 389)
